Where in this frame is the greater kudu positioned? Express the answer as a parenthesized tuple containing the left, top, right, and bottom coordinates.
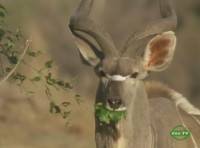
(69, 0, 200, 147)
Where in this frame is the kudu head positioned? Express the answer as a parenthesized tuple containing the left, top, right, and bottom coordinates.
(69, 0, 177, 112)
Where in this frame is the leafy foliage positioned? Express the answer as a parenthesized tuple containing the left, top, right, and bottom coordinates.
(0, 4, 80, 125)
(0, 4, 7, 18)
(95, 103, 126, 125)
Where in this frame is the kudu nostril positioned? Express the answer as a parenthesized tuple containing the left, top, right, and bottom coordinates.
(107, 98, 122, 109)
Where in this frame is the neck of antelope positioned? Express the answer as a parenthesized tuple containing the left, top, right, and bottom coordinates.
(95, 80, 152, 148)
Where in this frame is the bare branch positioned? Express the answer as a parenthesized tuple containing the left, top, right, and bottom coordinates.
(0, 40, 31, 86)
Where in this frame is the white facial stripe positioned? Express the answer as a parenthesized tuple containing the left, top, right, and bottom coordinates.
(106, 75, 130, 81)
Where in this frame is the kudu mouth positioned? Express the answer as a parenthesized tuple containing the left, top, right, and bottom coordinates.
(103, 80, 133, 112)
(106, 97, 127, 111)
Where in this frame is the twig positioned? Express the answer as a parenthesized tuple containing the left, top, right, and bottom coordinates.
(0, 40, 31, 86)
(0, 55, 5, 75)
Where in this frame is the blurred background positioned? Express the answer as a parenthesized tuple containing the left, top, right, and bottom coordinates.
(0, 0, 200, 147)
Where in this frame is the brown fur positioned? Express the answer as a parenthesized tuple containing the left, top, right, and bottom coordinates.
(145, 81, 172, 100)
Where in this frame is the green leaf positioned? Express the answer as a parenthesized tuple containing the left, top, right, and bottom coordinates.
(0, 12, 5, 18)
(5, 40, 15, 50)
(31, 76, 41, 82)
(64, 82, 73, 89)
(95, 103, 126, 125)
(45, 87, 52, 97)
(56, 80, 65, 86)
(45, 73, 56, 85)
(0, 5, 6, 18)
(15, 28, 23, 40)
(109, 111, 126, 123)
(28, 50, 41, 57)
(5, 67, 11, 72)
(57, 80, 73, 89)
(96, 107, 110, 124)
(75, 94, 82, 104)
(12, 73, 26, 83)
(27, 91, 35, 94)
(62, 111, 71, 119)
(62, 102, 71, 107)
(75, 98, 82, 105)
(45, 60, 53, 68)
(75, 94, 80, 98)
(8, 55, 18, 64)
(0, 4, 6, 12)
(49, 102, 61, 114)
(0, 28, 5, 40)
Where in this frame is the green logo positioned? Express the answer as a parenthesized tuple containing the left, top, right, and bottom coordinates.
(170, 125, 191, 140)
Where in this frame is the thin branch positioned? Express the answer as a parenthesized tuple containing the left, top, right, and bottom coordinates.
(0, 55, 5, 76)
(0, 40, 31, 86)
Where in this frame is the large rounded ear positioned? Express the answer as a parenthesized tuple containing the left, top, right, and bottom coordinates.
(143, 31, 176, 71)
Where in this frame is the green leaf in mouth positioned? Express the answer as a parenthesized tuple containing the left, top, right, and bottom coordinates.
(95, 103, 126, 125)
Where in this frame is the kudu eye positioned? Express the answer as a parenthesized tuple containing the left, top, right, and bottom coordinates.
(99, 70, 106, 77)
(131, 72, 139, 78)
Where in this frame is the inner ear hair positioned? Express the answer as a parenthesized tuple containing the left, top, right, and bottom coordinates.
(143, 31, 176, 71)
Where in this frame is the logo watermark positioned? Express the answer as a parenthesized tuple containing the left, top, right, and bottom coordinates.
(170, 125, 191, 140)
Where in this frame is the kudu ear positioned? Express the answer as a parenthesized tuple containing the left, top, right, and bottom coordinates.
(143, 31, 176, 71)
(72, 31, 103, 66)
